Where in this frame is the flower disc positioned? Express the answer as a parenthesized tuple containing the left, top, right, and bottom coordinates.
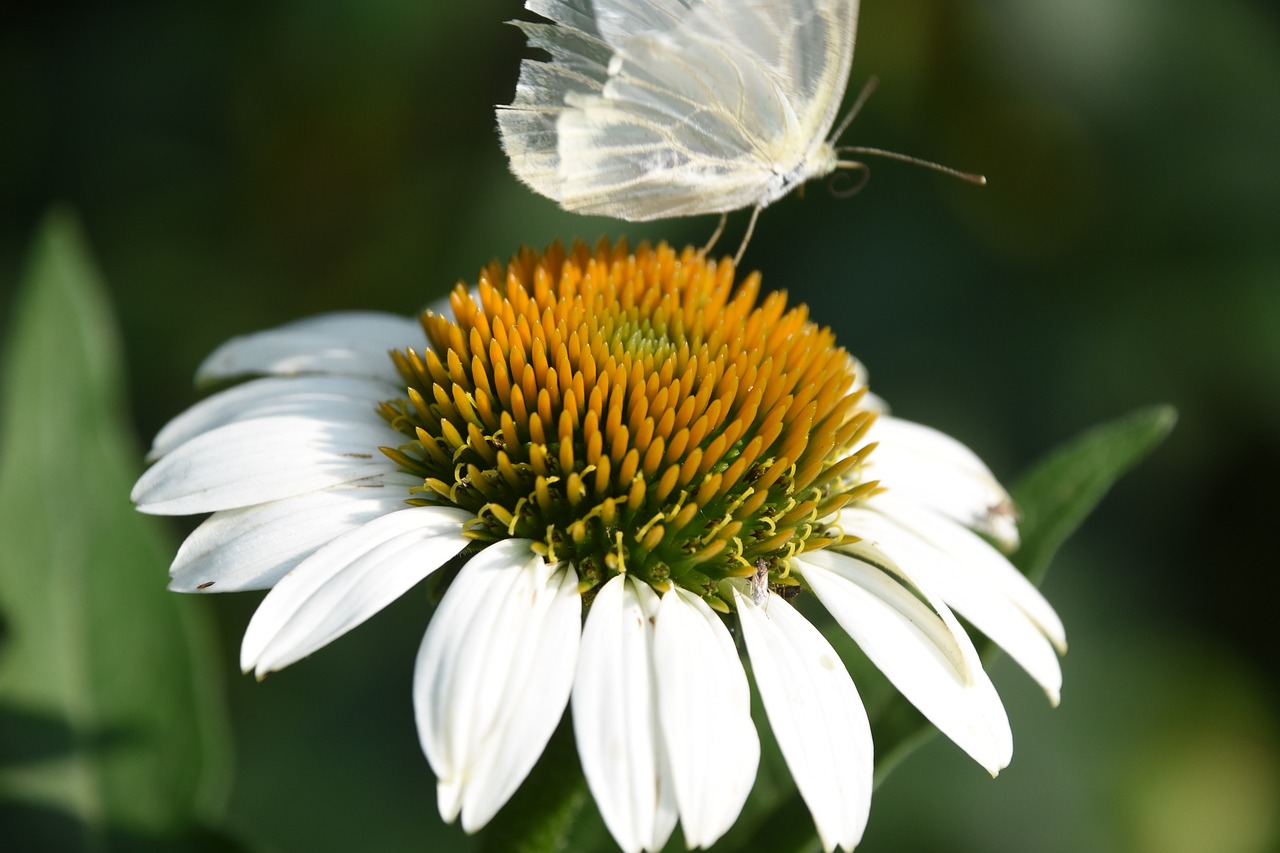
(379, 240, 879, 601)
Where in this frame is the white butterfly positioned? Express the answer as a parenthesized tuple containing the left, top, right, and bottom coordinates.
(498, 0, 977, 260)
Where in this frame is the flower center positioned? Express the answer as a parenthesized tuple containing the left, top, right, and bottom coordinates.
(379, 240, 879, 603)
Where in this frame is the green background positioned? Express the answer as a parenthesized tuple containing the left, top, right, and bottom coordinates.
(2, 0, 1278, 850)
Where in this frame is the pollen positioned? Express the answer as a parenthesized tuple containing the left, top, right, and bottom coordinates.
(380, 240, 880, 600)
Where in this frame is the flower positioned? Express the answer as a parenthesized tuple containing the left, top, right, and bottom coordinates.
(133, 240, 1065, 853)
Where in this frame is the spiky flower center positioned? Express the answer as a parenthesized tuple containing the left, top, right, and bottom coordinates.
(379, 241, 879, 603)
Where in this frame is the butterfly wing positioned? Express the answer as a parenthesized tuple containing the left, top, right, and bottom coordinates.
(695, 0, 859, 154)
(498, 10, 611, 201)
(498, 0, 698, 199)
(499, 0, 859, 220)
(556, 5, 803, 219)
(587, 0, 695, 46)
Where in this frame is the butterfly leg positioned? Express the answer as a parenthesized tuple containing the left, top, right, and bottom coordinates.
(732, 205, 764, 266)
(702, 213, 729, 256)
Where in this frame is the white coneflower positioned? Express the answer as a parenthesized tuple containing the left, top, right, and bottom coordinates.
(133, 240, 1064, 853)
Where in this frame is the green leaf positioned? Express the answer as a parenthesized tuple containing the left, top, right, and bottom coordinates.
(0, 210, 234, 848)
(1010, 405, 1177, 583)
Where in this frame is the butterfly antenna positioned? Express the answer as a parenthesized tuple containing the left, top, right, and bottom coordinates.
(835, 147, 986, 186)
(733, 206, 763, 267)
(829, 75, 987, 187)
(827, 75, 881, 145)
(702, 213, 729, 256)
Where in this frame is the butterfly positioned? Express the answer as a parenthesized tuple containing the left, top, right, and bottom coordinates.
(497, 0, 981, 262)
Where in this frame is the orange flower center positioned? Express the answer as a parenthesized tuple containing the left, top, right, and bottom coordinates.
(379, 240, 879, 601)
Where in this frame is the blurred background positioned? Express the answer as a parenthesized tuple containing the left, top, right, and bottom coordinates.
(2, 0, 1278, 850)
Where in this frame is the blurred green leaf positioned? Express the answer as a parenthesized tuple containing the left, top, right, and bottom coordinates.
(1010, 405, 1178, 583)
(0, 211, 234, 847)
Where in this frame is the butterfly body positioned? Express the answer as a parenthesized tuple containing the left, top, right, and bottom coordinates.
(759, 141, 840, 209)
(499, 0, 861, 223)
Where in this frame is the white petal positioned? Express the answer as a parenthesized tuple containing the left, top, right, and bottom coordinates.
(847, 354, 872, 393)
(415, 540, 580, 833)
(798, 548, 1014, 775)
(865, 416, 1019, 550)
(800, 547, 973, 682)
(196, 311, 422, 384)
(654, 588, 758, 850)
(845, 501, 1065, 704)
(169, 473, 422, 592)
(573, 576, 677, 853)
(871, 494, 1066, 653)
(734, 590, 871, 853)
(132, 412, 404, 515)
(149, 375, 400, 461)
(240, 506, 471, 676)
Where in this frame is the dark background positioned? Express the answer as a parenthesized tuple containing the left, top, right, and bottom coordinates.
(3, 0, 1278, 850)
